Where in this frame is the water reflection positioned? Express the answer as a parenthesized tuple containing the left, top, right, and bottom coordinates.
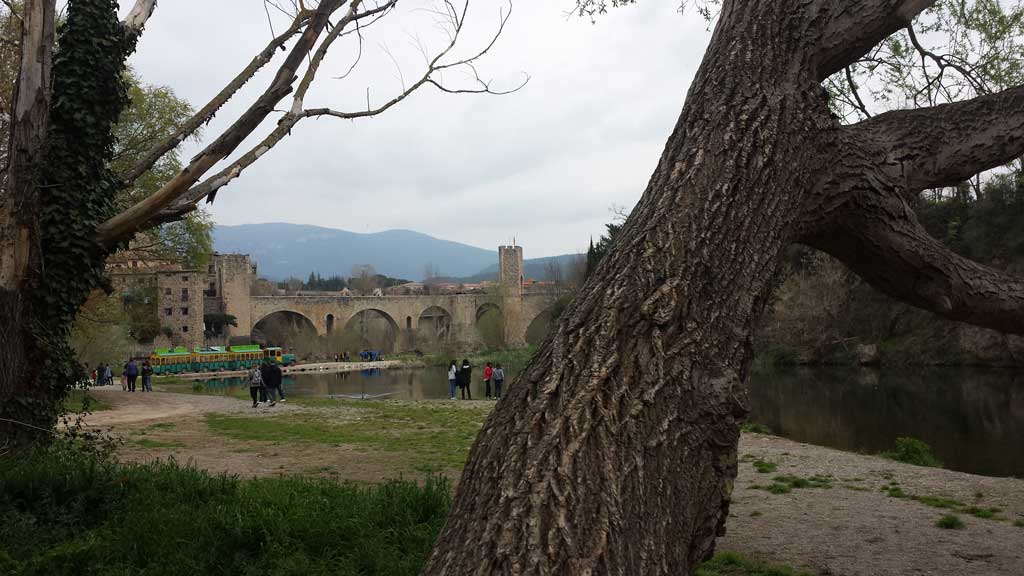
(193, 365, 1023, 477)
(747, 367, 1024, 478)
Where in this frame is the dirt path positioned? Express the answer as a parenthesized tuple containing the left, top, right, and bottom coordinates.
(82, 389, 1024, 575)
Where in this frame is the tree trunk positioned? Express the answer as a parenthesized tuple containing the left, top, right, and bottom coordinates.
(0, 0, 56, 442)
(422, 6, 838, 574)
(423, 1, 1024, 573)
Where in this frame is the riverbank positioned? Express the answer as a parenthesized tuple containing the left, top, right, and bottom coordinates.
(161, 359, 405, 380)
(76, 388, 1024, 575)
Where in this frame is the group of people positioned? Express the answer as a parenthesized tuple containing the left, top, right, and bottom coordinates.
(91, 359, 153, 392)
(247, 359, 287, 407)
(447, 360, 505, 400)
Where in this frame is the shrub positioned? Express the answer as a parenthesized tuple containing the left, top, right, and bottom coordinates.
(936, 514, 965, 530)
(880, 437, 943, 468)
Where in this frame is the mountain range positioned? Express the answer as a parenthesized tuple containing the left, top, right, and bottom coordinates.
(212, 223, 580, 282)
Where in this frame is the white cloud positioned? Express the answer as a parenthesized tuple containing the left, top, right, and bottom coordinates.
(128, 0, 712, 258)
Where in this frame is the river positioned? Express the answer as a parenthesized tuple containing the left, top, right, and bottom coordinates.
(195, 365, 1024, 478)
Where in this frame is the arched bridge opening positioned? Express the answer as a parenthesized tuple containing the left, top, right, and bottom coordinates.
(252, 310, 319, 354)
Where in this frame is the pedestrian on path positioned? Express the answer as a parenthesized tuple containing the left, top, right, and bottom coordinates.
(248, 364, 263, 408)
(260, 360, 276, 406)
(141, 361, 153, 392)
(448, 360, 458, 400)
(123, 359, 138, 392)
(104, 364, 113, 387)
(458, 359, 472, 400)
(493, 363, 505, 400)
(484, 362, 493, 399)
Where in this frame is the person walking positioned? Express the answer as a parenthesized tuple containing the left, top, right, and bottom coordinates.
(94, 363, 104, 386)
(447, 360, 458, 400)
(260, 360, 276, 406)
(248, 363, 264, 408)
(483, 362, 493, 400)
(141, 361, 154, 392)
(123, 359, 138, 392)
(493, 363, 505, 400)
(104, 364, 113, 387)
(269, 360, 286, 403)
(458, 359, 472, 400)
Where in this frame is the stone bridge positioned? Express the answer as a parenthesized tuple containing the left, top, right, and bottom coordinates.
(242, 292, 557, 350)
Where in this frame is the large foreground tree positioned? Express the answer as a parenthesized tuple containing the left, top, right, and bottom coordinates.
(0, 0, 518, 440)
(422, 1, 1024, 574)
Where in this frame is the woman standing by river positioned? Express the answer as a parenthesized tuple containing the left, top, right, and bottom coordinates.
(448, 361, 457, 400)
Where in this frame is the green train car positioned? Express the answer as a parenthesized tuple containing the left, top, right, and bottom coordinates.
(150, 345, 297, 375)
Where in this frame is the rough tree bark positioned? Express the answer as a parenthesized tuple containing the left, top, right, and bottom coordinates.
(422, 1, 1024, 574)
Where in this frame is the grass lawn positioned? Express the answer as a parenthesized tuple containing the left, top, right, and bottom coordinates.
(205, 400, 494, 475)
(0, 448, 805, 576)
(61, 389, 111, 414)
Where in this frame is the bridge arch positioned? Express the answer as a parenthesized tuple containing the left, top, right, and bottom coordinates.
(475, 302, 503, 348)
(339, 307, 402, 353)
(417, 305, 452, 347)
(251, 309, 319, 347)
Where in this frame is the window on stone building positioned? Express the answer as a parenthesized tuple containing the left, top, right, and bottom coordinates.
(181, 288, 188, 302)
(181, 307, 189, 316)
(182, 276, 189, 282)
(164, 308, 172, 316)
(164, 288, 171, 295)
(182, 326, 189, 333)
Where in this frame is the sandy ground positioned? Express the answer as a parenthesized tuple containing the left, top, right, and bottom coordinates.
(84, 388, 1024, 576)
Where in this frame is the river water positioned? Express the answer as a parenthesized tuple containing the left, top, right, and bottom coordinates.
(197, 365, 1024, 478)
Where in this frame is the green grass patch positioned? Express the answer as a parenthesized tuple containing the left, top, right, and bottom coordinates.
(741, 422, 773, 435)
(696, 551, 814, 576)
(882, 485, 1007, 521)
(61, 389, 111, 413)
(879, 437, 943, 468)
(749, 511, 763, 517)
(1013, 519, 1024, 528)
(205, 400, 494, 474)
(145, 422, 176, 431)
(752, 459, 778, 474)
(751, 474, 833, 495)
(0, 447, 450, 576)
(133, 438, 185, 449)
(936, 514, 965, 530)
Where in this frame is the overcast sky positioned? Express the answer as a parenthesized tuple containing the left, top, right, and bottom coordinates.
(127, 1, 712, 258)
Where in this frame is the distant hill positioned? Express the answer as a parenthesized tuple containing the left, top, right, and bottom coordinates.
(213, 223, 497, 281)
(448, 254, 583, 284)
(213, 223, 581, 282)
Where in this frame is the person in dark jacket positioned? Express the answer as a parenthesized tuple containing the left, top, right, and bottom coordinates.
(269, 361, 285, 403)
(260, 360, 275, 406)
(458, 359, 472, 400)
(123, 359, 139, 392)
(141, 361, 154, 392)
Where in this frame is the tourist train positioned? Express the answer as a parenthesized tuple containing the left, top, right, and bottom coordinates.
(149, 345, 296, 375)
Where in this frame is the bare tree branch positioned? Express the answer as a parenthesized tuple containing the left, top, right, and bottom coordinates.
(804, 188, 1024, 335)
(122, 0, 157, 32)
(851, 84, 1024, 194)
(97, 0, 353, 246)
(119, 8, 315, 188)
(813, 0, 937, 80)
(150, 0, 523, 223)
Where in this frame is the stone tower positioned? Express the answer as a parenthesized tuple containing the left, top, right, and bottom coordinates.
(498, 244, 523, 296)
(498, 244, 525, 346)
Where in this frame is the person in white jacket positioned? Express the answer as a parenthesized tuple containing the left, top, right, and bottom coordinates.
(447, 360, 457, 400)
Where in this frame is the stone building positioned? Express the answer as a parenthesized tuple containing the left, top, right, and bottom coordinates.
(203, 253, 257, 343)
(107, 254, 205, 348)
(108, 251, 257, 349)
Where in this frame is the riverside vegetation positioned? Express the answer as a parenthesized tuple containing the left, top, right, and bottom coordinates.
(0, 442, 811, 576)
